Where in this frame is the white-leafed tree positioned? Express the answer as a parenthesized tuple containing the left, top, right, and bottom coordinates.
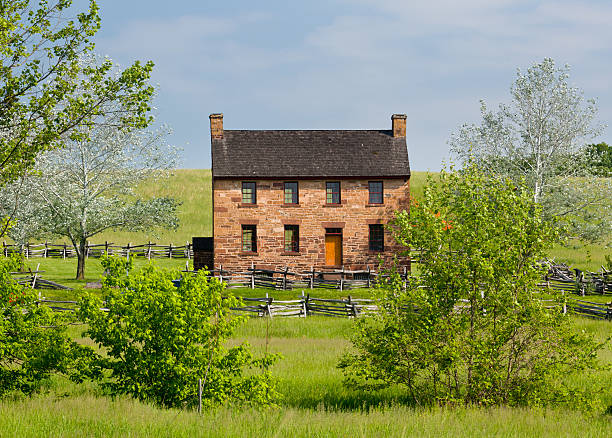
(449, 58, 611, 242)
(3, 107, 180, 279)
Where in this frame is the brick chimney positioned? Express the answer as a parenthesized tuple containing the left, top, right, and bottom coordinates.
(209, 113, 224, 139)
(391, 114, 407, 138)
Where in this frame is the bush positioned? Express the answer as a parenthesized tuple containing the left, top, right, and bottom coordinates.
(0, 255, 94, 397)
(79, 257, 279, 409)
(339, 163, 604, 408)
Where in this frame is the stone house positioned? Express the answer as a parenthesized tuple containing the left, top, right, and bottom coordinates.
(206, 113, 411, 272)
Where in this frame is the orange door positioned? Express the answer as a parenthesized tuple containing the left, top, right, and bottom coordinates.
(325, 235, 342, 266)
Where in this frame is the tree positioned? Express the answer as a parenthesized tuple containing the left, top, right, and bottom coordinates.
(0, 255, 97, 396)
(0, 1, 154, 188)
(1, 105, 180, 279)
(339, 163, 603, 407)
(79, 257, 279, 409)
(449, 58, 611, 242)
(583, 142, 612, 177)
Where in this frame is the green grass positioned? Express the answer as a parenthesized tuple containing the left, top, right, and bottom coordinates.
(1, 316, 612, 437)
(2, 396, 612, 437)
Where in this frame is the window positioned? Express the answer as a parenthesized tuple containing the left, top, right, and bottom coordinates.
(242, 182, 256, 204)
(368, 181, 383, 204)
(326, 181, 340, 204)
(242, 225, 257, 252)
(284, 182, 298, 204)
(369, 224, 384, 251)
(284, 225, 299, 252)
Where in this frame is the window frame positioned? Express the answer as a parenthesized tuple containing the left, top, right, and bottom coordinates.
(284, 181, 299, 205)
(368, 181, 384, 204)
(326, 181, 341, 204)
(241, 224, 257, 253)
(369, 224, 384, 252)
(284, 225, 299, 253)
(241, 181, 256, 204)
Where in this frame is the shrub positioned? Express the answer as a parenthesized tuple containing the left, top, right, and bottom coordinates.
(340, 163, 604, 408)
(79, 257, 279, 409)
(0, 255, 94, 397)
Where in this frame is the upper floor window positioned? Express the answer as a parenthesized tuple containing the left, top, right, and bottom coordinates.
(326, 181, 340, 204)
(284, 182, 298, 204)
(242, 225, 257, 252)
(369, 224, 384, 251)
(368, 181, 383, 204)
(284, 225, 299, 252)
(242, 182, 256, 204)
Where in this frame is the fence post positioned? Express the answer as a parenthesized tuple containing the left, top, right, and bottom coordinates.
(63, 243, 67, 259)
(25, 242, 29, 259)
(403, 266, 407, 292)
(266, 292, 273, 318)
(283, 266, 288, 290)
(2, 241, 5, 257)
(301, 290, 307, 317)
(348, 295, 357, 318)
(32, 263, 40, 289)
(126, 242, 131, 260)
(198, 378, 202, 414)
(219, 265, 223, 283)
(104, 241, 108, 256)
(147, 241, 152, 260)
(44, 241, 48, 258)
(310, 266, 314, 289)
(340, 266, 344, 292)
(169, 243, 173, 259)
(251, 262, 255, 289)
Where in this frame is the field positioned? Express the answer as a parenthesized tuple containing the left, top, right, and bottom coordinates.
(1, 317, 612, 437)
(4, 169, 612, 436)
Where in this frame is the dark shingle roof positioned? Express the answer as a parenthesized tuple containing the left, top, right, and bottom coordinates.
(212, 130, 410, 179)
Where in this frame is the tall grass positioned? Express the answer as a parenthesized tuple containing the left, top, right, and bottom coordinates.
(1, 315, 612, 436)
(2, 396, 612, 438)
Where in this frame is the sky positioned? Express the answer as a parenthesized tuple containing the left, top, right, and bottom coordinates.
(93, 0, 612, 171)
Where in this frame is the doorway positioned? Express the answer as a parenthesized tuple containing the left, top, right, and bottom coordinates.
(325, 228, 342, 266)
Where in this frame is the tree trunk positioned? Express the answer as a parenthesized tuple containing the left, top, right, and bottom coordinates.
(76, 240, 87, 280)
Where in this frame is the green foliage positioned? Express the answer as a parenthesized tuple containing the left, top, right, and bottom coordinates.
(584, 143, 612, 177)
(0, 1, 155, 187)
(340, 163, 605, 408)
(0, 255, 96, 397)
(79, 257, 279, 409)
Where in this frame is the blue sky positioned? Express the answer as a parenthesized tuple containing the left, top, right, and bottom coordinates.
(94, 0, 612, 171)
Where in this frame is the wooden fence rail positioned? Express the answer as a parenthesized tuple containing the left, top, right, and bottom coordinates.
(2, 241, 194, 259)
(196, 265, 409, 291)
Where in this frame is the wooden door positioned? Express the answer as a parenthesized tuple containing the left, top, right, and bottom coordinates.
(325, 235, 342, 266)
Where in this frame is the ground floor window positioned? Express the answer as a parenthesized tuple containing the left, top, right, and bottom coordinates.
(242, 225, 257, 252)
(369, 224, 384, 251)
(284, 225, 299, 252)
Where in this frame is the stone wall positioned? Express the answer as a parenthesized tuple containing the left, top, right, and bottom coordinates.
(213, 178, 411, 272)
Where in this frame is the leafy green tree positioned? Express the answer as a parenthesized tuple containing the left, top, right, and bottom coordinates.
(449, 58, 611, 242)
(0, 1, 154, 187)
(0, 255, 96, 396)
(79, 257, 279, 409)
(340, 163, 603, 407)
